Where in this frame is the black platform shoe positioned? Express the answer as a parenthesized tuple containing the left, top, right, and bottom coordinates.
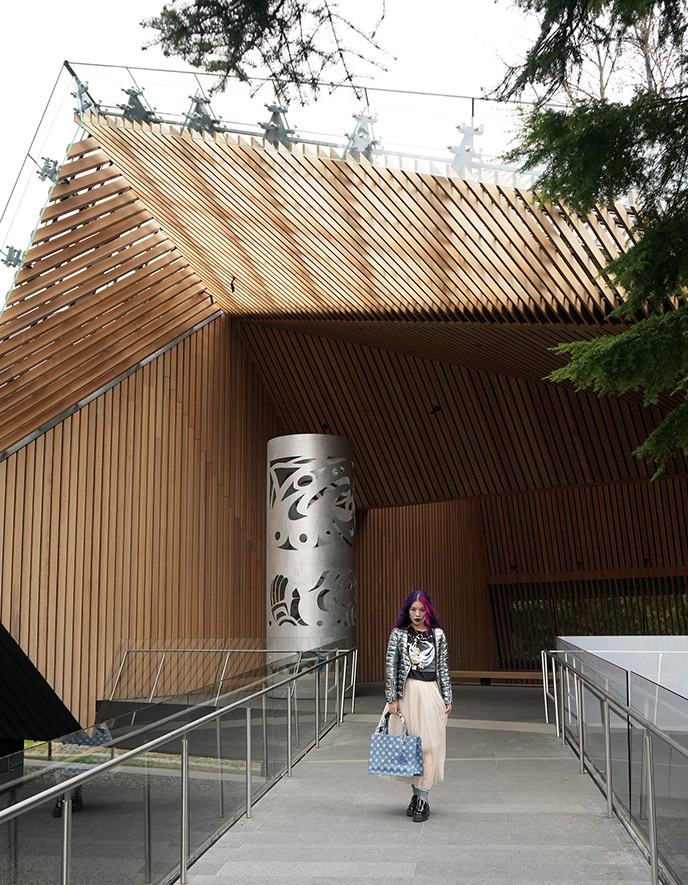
(413, 798, 430, 822)
(52, 796, 63, 818)
(72, 788, 83, 813)
(406, 794, 418, 817)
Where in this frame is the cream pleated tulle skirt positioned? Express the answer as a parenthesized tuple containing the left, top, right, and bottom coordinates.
(382, 679, 448, 789)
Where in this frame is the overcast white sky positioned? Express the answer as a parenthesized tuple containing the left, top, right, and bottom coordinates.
(0, 0, 537, 264)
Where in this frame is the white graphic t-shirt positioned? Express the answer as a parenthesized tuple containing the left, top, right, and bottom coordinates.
(407, 627, 436, 681)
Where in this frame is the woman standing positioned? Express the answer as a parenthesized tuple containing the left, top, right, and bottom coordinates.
(384, 590, 452, 822)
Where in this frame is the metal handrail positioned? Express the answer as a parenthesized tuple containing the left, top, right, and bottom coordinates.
(91, 661, 299, 753)
(542, 650, 688, 762)
(108, 646, 304, 701)
(0, 648, 355, 828)
(541, 649, 688, 885)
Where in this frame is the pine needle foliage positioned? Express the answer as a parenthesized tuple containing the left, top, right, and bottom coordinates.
(144, 0, 386, 98)
(501, 0, 688, 473)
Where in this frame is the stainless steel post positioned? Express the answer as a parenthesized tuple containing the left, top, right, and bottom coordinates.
(639, 725, 647, 820)
(340, 654, 348, 725)
(287, 686, 293, 777)
(262, 694, 268, 777)
(351, 649, 358, 714)
(575, 676, 585, 774)
(180, 736, 189, 884)
(335, 657, 341, 727)
(541, 651, 549, 725)
(143, 764, 152, 884)
(216, 717, 225, 819)
(560, 664, 566, 746)
(602, 698, 614, 819)
(109, 649, 129, 701)
(293, 682, 300, 748)
(246, 707, 253, 819)
(324, 659, 330, 723)
(61, 796, 72, 885)
(214, 651, 231, 706)
(149, 652, 167, 703)
(315, 670, 321, 748)
(644, 731, 659, 885)
(552, 657, 560, 738)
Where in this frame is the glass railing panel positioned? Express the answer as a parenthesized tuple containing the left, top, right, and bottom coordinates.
(14, 732, 115, 812)
(142, 747, 182, 885)
(186, 718, 226, 858)
(558, 664, 579, 749)
(552, 657, 635, 819)
(609, 706, 632, 816)
(264, 685, 288, 782)
(6, 654, 310, 812)
(66, 62, 534, 171)
(629, 672, 688, 884)
(0, 652, 353, 884)
(66, 761, 153, 885)
(651, 734, 688, 884)
(1, 63, 80, 305)
(105, 640, 301, 703)
(580, 682, 605, 780)
(214, 709, 251, 830)
(0, 794, 61, 885)
(293, 672, 317, 757)
(320, 656, 338, 734)
(320, 658, 334, 733)
(628, 719, 648, 836)
(254, 695, 274, 791)
(555, 642, 629, 705)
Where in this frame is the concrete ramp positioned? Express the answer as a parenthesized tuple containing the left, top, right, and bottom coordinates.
(186, 684, 650, 884)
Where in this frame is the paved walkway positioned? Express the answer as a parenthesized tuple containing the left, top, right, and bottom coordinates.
(187, 683, 650, 884)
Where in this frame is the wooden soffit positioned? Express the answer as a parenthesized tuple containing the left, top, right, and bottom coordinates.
(0, 136, 218, 456)
(80, 115, 634, 328)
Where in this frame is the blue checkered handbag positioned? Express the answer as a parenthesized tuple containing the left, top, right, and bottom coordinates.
(368, 711, 423, 777)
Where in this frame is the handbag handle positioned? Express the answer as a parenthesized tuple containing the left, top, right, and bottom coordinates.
(377, 710, 407, 738)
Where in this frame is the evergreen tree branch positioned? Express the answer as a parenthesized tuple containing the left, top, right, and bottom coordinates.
(143, 0, 387, 99)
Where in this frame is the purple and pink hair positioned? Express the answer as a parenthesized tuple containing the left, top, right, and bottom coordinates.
(393, 590, 442, 630)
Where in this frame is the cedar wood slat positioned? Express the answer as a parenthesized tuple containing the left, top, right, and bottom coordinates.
(82, 119, 628, 323)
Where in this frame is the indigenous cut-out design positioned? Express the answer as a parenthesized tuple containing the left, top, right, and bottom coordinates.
(266, 435, 356, 649)
(268, 453, 354, 550)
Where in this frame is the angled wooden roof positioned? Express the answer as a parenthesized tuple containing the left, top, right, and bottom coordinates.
(0, 137, 217, 457)
(1, 120, 684, 504)
(80, 115, 633, 326)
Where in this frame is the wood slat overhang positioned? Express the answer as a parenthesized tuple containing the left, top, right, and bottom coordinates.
(0, 136, 218, 456)
(80, 115, 633, 325)
(241, 318, 609, 385)
(237, 323, 686, 508)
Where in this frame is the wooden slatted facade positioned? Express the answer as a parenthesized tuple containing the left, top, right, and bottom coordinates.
(0, 315, 282, 726)
(0, 122, 686, 729)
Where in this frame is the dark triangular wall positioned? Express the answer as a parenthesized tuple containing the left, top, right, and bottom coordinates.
(0, 622, 80, 740)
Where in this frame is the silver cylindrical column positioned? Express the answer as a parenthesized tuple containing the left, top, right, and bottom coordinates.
(266, 434, 355, 651)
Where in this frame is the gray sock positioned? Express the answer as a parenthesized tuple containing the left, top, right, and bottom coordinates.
(416, 788, 429, 802)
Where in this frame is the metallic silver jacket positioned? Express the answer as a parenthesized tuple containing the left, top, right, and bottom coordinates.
(385, 627, 452, 705)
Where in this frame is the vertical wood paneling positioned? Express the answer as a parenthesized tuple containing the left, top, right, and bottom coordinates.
(0, 315, 282, 729)
(480, 479, 688, 581)
(481, 479, 688, 668)
(356, 478, 688, 679)
(356, 499, 499, 683)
